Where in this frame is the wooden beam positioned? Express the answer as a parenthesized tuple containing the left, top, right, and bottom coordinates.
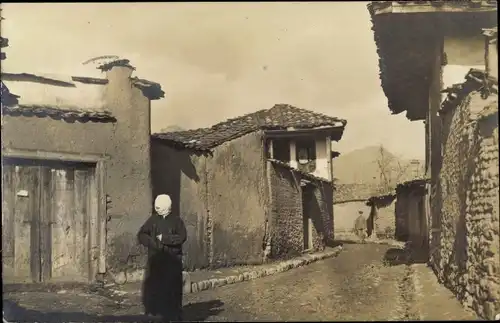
(2, 148, 110, 163)
(289, 140, 298, 169)
(264, 126, 344, 139)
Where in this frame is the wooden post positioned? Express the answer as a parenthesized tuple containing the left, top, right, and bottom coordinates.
(290, 140, 298, 168)
(326, 136, 332, 181)
(264, 139, 274, 260)
(97, 161, 107, 275)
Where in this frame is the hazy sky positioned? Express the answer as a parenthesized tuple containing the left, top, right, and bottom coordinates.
(2, 2, 425, 159)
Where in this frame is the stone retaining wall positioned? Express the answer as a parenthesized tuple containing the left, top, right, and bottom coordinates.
(431, 90, 499, 320)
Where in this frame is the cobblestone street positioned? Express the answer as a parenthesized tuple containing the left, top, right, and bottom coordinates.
(3, 243, 478, 322)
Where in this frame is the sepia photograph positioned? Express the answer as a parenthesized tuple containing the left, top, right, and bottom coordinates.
(1, 1, 498, 322)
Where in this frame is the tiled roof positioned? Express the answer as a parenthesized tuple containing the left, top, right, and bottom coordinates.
(366, 192, 396, 207)
(396, 178, 430, 192)
(334, 183, 382, 203)
(1, 104, 116, 123)
(152, 104, 347, 151)
(0, 81, 19, 107)
(0, 37, 8, 48)
(268, 159, 331, 184)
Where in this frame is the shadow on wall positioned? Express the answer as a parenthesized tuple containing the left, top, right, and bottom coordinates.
(104, 142, 205, 274)
(151, 143, 209, 271)
(3, 298, 225, 323)
(320, 183, 335, 247)
(151, 142, 202, 215)
(304, 185, 325, 247)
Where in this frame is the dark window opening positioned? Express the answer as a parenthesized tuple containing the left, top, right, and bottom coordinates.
(272, 138, 291, 162)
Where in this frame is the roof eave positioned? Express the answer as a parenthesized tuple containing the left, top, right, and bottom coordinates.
(1, 105, 117, 123)
(131, 78, 165, 101)
(268, 158, 332, 184)
(369, 1, 498, 17)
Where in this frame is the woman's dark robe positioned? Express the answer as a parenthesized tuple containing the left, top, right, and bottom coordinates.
(137, 212, 187, 321)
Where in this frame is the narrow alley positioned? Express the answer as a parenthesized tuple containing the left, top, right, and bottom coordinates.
(3, 243, 478, 322)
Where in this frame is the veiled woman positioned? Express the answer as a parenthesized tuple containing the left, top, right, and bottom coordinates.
(138, 194, 187, 321)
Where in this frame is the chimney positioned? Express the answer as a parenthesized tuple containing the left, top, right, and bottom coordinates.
(97, 58, 136, 83)
(483, 27, 498, 79)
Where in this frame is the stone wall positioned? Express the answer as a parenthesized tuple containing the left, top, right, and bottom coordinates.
(373, 201, 396, 239)
(269, 162, 333, 258)
(269, 164, 304, 257)
(430, 89, 499, 320)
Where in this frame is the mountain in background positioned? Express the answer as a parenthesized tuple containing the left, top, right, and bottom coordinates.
(333, 145, 425, 189)
(157, 125, 186, 133)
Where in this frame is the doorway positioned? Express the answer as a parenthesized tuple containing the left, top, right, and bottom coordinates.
(302, 186, 314, 251)
(2, 157, 98, 283)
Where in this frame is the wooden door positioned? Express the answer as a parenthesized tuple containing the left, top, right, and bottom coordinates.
(47, 166, 95, 282)
(2, 162, 41, 283)
(2, 158, 97, 283)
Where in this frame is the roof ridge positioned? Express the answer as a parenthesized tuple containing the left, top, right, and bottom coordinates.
(153, 104, 347, 151)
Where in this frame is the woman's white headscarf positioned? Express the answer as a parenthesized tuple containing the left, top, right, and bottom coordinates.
(154, 194, 172, 217)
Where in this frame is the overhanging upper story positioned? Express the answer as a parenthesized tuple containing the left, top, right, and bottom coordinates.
(152, 104, 347, 181)
(367, 1, 497, 121)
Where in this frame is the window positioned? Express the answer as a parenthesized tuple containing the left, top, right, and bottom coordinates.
(272, 138, 290, 162)
(296, 138, 316, 173)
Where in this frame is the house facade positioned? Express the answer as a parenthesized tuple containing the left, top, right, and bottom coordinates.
(1, 58, 164, 284)
(368, 1, 498, 319)
(151, 104, 346, 270)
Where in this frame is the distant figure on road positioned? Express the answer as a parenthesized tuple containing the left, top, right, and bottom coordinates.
(138, 194, 187, 322)
(354, 210, 367, 242)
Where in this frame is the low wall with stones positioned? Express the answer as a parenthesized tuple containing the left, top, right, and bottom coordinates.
(373, 200, 396, 239)
(333, 201, 371, 236)
(430, 90, 499, 320)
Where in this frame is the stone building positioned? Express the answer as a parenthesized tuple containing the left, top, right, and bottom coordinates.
(1, 58, 164, 284)
(368, 1, 498, 319)
(151, 104, 346, 270)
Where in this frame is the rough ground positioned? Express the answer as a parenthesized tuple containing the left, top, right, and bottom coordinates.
(3, 243, 479, 322)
